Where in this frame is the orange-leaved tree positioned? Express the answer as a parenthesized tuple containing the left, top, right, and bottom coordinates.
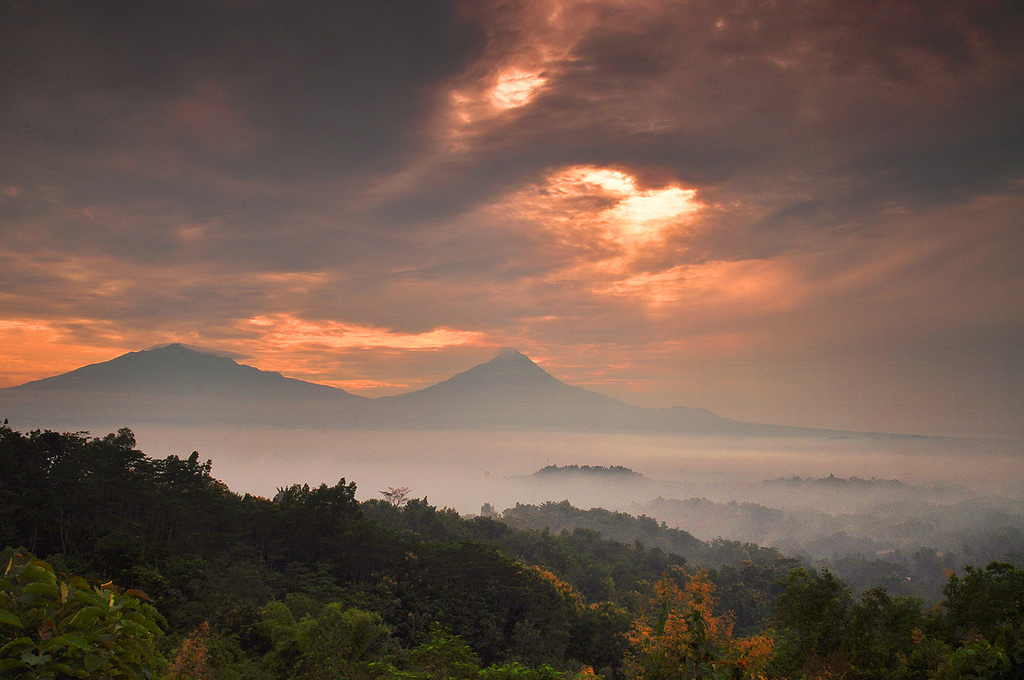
(625, 568, 773, 680)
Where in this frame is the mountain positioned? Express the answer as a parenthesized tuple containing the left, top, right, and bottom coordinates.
(368, 347, 612, 427)
(367, 348, 831, 435)
(13, 343, 356, 399)
(0, 345, 874, 436)
(1, 344, 366, 429)
(377, 347, 613, 409)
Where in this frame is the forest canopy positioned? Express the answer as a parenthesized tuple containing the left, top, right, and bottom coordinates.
(1, 423, 1021, 679)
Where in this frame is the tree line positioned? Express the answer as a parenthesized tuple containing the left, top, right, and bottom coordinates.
(1, 423, 1021, 678)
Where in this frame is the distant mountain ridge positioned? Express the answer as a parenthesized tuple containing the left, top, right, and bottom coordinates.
(0, 344, 885, 437)
(14, 343, 356, 399)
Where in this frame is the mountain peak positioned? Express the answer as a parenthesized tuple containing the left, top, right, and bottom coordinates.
(389, 349, 566, 401)
(147, 342, 229, 357)
(472, 349, 561, 383)
(151, 342, 190, 351)
(13, 344, 353, 398)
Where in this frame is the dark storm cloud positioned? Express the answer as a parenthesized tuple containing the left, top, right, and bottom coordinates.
(1, 0, 478, 171)
(543, 0, 1024, 202)
(0, 0, 483, 270)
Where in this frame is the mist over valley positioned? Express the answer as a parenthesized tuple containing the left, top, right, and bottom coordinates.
(2, 343, 1022, 675)
(3, 345, 1021, 602)
(4, 3, 1023, 674)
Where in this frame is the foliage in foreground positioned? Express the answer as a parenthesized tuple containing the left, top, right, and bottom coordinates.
(0, 552, 164, 678)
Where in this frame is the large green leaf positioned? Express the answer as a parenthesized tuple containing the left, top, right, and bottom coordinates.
(0, 609, 22, 628)
(67, 605, 106, 627)
(19, 650, 54, 667)
(0, 636, 35, 655)
(68, 576, 90, 591)
(83, 650, 108, 672)
(23, 581, 60, 599)
(23, 563, 56, 584)
(46, 633, 93, 653)
(126, 611, 162, 636)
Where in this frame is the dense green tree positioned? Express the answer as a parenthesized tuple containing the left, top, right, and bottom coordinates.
(711, 558, 798, 634)
(297, 604, 393, 679)
(271, 479, 361, 561)
(845, 587, 923, 679)
(404, 624, 482, 679)
(943, 562, 1024, 643)
(771, 566, 853, 677)
(259, 601, 394, 679)
(932, 639, 1011, 680)
(936, 562, 1024, 679)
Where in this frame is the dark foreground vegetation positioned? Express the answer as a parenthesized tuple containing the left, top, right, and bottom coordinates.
(1, 423, 1022, 679)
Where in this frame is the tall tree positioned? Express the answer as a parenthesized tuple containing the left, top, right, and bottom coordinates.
(625, 569, 773, 679)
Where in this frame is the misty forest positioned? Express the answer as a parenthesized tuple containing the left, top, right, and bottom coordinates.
(1, 420, 1022, 680)
(4, 0, 1024, 676)
(1, 348, 1023, 678)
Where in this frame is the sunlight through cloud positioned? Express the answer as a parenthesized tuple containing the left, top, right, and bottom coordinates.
(242, 314, 485, 350)
(474, 164, 707, 308)
(489, 69, 548, 110)
(543, 165, 703, 246)
(439, 0, 614, 143)
(616, 187, 700, 226)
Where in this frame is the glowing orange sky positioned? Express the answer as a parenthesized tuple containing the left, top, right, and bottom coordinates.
(1, 0, 1022, 438)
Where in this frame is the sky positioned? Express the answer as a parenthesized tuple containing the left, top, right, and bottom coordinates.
(1, 0, 1022, 438)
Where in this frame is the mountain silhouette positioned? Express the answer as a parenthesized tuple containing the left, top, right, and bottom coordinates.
(0, 345, 867, 436)
(14, 343, 357, 399)
(2, 344, 364, 429)
(371, 348, 751, 431)
(421, 347, 566, 392)
(383, 348, 592, 402)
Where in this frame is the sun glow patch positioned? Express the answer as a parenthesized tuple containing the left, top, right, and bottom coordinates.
(579, 168, 636, 194)
(466, 163, 710, 308)
(544, 165, 703, 245)
(615, 186, 700, 226)
(489, 69, 548, 110)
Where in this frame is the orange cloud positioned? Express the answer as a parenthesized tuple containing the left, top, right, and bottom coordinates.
(473, 163, 706, 306)
(440, 0, 692, 145)
(228, 315, 490, 391)
(492, 164, 702, 249)
(0, 320, 131, 388)
(240, 314, 485, 351)
(442, 1, 580, 141)
(489, 69, 549, 110)
(0, 314, 490, 392)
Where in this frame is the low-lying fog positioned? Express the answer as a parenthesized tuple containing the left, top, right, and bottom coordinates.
(121, 426, 1021, 555)
(36, 422, 1021, 600)
(127, 426, 1020, 509)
